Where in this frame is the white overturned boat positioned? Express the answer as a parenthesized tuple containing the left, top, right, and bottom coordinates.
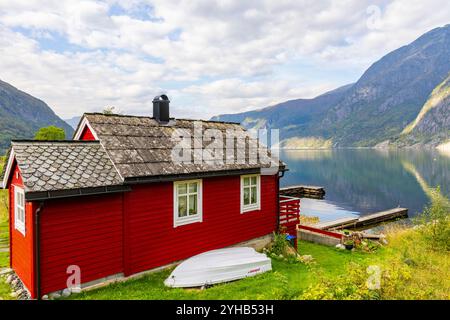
(164, 247, 272, 288)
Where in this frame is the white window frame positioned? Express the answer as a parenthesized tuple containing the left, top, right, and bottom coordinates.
(14, 186, 26, 236)
(240, 174, 261, 213)
(173, 179, 203, 227)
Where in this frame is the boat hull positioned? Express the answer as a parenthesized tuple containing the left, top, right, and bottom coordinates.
(164, 247, 272, 288)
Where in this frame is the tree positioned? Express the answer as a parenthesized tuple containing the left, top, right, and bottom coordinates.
(103, 106, 120, 115)
(34, 126, 66, 141)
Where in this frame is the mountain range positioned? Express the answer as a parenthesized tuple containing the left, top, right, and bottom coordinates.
(0, 80, 74, 154)
(212, 24, 450, 148)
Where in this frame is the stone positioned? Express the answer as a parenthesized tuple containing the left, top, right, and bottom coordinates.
(0, 268, 13, 276)
(49, 292, 61, 300)
(15, 289, 24, 296)
(62, 288, 71, 297)
(6, 275, 13, 284)
(41, 295, 49, 300)
(11, 279, 18, 287)
(70, 287, 81, 294)
(335, 244, 346, 250)
(10, 292, 18, 298)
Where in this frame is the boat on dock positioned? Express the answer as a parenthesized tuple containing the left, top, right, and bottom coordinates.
(164, 247, 272, 288)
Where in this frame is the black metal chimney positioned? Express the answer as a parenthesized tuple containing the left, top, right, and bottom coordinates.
(153, 94, 170, 123)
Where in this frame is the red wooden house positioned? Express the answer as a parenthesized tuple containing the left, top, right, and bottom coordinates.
(0, 96, 299, 299)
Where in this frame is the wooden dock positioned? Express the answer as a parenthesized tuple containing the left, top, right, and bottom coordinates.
(316, 208, 408, 231)
(280, 185, 326, 199)
(314, 217, 359, 230)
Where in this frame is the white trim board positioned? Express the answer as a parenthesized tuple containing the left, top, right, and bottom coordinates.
(73, 117, 99, 140)
(1, 149, 16, 189)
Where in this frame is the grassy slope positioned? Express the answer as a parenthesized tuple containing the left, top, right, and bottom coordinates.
(70, 242, 375, 300)
(402, 75, 450, 135)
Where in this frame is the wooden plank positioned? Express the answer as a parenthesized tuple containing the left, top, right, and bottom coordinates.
(320, 208, 408, 231)
(280, 185, 325, 199)
(315, 217, 359, 230)
(357, 208, 408, 224)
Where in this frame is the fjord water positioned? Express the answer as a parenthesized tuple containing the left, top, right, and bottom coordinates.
(280, 148, 450, 222)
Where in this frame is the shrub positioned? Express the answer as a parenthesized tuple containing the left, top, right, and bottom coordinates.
(415, 187, 450, 252)
(270, 232, 290, 257)
(297, 261, 415, 300)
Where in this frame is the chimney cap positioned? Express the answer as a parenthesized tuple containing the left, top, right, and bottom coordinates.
(153, 94, 170, 102)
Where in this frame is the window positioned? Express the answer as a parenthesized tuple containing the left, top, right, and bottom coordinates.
(241, 174, 261, 213)
(173, 179, 203, 227)
(14, 187, 25, 236)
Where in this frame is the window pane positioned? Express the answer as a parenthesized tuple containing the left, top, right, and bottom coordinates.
(178, 195, 187, 217)
(244, 188, 250, 205)
(189, 183, 197, 193)
(189, 195, 197, 216)
(251, 176, 257, 185)
(243, 177, 249, 186)
(251, 186, 257, 204)
(178, 183, 187, 194)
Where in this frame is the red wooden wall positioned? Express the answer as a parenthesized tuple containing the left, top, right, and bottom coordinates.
(35, 174, 277, 295)
(9, 163, 36, 297)
(39, 193, 124, 295)
(123, 174, 278, 276)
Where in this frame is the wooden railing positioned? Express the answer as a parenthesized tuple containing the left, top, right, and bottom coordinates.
(279, 195, 300, 246)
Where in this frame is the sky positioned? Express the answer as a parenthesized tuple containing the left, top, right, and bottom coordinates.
(0, 0, 449, 120)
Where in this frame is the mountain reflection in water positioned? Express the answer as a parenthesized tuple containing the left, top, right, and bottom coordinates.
(280, 149, 450, 222)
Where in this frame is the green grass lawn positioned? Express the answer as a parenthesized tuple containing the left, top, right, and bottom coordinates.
(70, 241, 376, 300)
(0, 210, 9, 269)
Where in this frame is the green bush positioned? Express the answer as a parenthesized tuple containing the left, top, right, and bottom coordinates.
(270, 232, 290, 256)
(415, 187, 450, 252)
(297, 261, 414, 300)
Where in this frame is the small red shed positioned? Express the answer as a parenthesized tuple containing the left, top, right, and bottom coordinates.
(0, 96, 294, 299)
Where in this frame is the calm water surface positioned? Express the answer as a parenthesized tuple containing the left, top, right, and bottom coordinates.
(280, 149, 450, 222)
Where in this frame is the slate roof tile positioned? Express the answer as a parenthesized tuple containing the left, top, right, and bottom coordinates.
(7, 141, 123, 193)
(84, 113, 282, 179)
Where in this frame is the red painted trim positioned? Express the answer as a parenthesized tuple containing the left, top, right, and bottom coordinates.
(298, 225, 343, 239)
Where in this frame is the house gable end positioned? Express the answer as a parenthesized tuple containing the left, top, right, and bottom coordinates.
(1, 149, 18, 190)
(73, 116, 99, 141)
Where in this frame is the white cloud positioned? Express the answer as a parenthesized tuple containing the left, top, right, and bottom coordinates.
(0, 0, 448, 120)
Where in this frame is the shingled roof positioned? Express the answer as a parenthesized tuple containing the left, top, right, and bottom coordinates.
(1, 141, 127, 199)
(78, 113, 282, 182)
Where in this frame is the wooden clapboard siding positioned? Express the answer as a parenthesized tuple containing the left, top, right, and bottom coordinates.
(123, 174, 278, 275)
(9, 161, 279, 297)
(39, 193, 124, 295)
(9, 163, 36, 297)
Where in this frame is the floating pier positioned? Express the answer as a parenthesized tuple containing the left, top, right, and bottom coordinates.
(317, 207, 409, 231)
(280, 185, 325, 199)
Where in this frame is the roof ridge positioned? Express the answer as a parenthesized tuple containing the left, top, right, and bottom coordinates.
(11, 140, 100, 144)
(83, 112, 241, 125)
